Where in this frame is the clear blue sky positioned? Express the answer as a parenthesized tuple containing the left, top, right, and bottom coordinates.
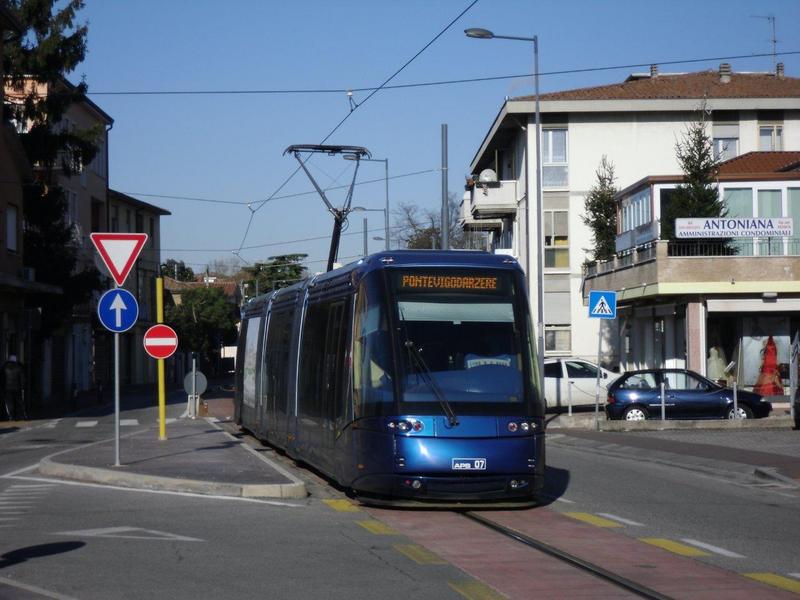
(75, 0, 800, 274)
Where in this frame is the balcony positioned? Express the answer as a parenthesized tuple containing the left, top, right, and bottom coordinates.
(583, 238, 800, 301)
(467, 180, 518, 219)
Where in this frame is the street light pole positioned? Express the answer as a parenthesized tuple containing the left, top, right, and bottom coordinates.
(466, 27, 545, 391)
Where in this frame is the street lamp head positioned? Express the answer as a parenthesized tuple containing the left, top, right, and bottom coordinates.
(464, 27, 494, 39)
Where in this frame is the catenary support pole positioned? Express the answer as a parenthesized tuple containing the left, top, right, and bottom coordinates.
(441, 124, 449, 250)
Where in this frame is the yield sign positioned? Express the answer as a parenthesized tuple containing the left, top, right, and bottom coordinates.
(90, 232, 148, 286)
(144, 324, 179, 359)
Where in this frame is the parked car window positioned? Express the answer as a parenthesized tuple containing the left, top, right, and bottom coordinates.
(619, 373, 657, 390)
(565, 361, 598, 379)
(664, 371, 708, 391)
(544, 362, 562, 378)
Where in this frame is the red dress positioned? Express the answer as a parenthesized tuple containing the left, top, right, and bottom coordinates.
(753, 336, 784, 396)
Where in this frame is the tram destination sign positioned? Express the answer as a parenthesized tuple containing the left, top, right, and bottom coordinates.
(675, 217, 793, 238)
(395, 271, 509, 293)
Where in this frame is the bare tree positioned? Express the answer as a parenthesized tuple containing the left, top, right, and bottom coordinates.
(393, 194, 468, 249)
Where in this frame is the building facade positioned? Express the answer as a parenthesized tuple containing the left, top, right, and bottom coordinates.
(584, 152, 800, 395)
(463, 63, 800, 366)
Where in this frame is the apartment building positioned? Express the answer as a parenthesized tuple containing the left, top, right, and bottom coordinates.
(463, 63, 800, 366)
(0, 6, 61, 390)
(4, 74, 114, 402)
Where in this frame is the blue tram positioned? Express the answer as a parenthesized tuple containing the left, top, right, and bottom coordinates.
(235, 250, 545, 505)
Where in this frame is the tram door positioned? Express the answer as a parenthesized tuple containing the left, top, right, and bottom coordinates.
(319, 300, 349, 474)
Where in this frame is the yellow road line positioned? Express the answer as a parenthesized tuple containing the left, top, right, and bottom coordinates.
(393, 544, 448, 565)
(639, 538, 710, 557)
(448, 581, 507, 600)
(744, 573, 800, 594)
(322, 499, 361, 512)
(563, 512, 623, 528)
(357, 520, 398, 535)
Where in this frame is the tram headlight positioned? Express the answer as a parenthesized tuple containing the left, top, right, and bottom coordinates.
(396, 420, 411, 433)
(520, 422, 530, 432)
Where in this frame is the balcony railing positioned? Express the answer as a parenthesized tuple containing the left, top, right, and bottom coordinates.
(468, 180, 518, 219)
(668, 237, 800, 257)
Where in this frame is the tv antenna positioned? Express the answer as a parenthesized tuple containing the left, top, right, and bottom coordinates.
(751, 14, 778, 71)
(284, 144, 371, 272)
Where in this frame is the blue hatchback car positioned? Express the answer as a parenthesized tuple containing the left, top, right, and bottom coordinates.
(606, 369, 772, 421)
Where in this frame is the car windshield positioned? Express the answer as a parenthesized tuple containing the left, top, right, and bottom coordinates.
(390, 269, 533, 416)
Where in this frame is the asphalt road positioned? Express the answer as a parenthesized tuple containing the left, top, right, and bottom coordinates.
(1, 401, 799, 599)
(546, 432, 800, 576)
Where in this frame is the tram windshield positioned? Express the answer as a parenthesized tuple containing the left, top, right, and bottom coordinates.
(390, 269, 534, 416)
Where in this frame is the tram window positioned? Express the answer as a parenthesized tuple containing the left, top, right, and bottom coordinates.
(242, 317, 261, 408)
(353, 280, 394, 417)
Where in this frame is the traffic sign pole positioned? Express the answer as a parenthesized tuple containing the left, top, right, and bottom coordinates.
(114, 328, 120, 466)
(588, 290, 618, 431)
(156, 275, 166, 441)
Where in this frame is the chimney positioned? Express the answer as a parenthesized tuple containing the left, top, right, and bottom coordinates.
(776, 62, 784, 78)
(650, 64, 659, 78)
(719, 63, 732, 84)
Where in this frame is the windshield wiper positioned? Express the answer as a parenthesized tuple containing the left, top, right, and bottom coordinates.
(404, 340, 459, 427)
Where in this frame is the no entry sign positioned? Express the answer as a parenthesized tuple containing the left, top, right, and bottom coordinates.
(143, 324, 179, 359)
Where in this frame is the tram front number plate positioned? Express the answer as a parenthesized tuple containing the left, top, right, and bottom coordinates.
(452, 458, 487, 471)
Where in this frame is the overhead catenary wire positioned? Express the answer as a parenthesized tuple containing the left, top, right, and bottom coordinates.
(86, 50, 800, 96)
(121, 168, 440, 207)
(232, 0, 479, 256)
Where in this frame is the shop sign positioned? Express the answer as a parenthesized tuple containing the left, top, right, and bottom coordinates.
(675, 217, 793, 238)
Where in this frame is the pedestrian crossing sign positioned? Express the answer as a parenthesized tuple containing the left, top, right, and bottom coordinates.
(588, 290, 617, 319)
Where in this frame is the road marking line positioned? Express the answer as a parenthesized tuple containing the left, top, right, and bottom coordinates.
(323, 499, 361, 512)
(448, 580, 506, 600)
(55, 526, 203, 542)
(680, 538, 744, 558)
(43, 419, 61, 428)
(0, 511, 26, 515)
(356, 520, 397, 535)
(564, 512, 623, 528)
(744, 573, 800, 593)
(120, 419, 139, 426)
(596, 513, 644, 526)
(8, 484, 55, 489)
(789, 572, 800, 579)
(0, 575, 80, 600)
(75, 421, 98, 428)
(553, 497, 575, 504)
(394, 544, 448, 565)
(640, 538, 710, 557)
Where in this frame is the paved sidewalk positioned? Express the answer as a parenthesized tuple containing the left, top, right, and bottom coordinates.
(38, 415, 307, 500)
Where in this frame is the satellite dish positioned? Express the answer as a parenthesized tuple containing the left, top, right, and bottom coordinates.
(478, 168, 498, 183)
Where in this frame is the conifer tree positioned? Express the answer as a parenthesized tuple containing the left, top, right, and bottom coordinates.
(4, 0, 102, 335)
(661, 106, 725, 240)
(582, 156, 618, 261)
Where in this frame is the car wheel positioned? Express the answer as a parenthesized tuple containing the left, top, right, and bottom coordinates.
(727, 405, 753, 419)
(623, 406, 648, 421)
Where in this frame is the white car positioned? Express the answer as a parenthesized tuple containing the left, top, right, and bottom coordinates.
(543, 358, 618, 410)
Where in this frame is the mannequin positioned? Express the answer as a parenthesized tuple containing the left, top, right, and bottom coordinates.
(706, 346, 727, 382)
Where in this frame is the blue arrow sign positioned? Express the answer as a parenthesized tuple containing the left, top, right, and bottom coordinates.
(98, 288, 139, 333)
(588, 290, 617, 320)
